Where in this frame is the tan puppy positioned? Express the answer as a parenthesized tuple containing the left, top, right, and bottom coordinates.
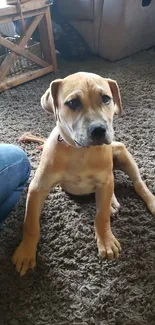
(12, 72, 155, 276)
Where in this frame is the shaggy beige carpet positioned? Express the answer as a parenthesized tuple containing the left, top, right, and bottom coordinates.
(0, 50, 155, 325)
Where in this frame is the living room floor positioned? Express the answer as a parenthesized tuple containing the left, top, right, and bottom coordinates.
(0, 51, 155, 325)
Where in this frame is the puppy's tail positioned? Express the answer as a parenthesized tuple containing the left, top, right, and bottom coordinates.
(18, 132, 46, 150)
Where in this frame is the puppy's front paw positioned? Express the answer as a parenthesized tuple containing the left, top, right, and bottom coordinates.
(96, 230, 121, 259)
(12, 241, 37, 276)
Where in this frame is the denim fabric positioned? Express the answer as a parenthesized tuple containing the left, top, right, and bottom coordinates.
(0, 144, 31, 223)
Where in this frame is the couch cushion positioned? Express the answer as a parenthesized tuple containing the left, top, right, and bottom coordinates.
(56, 0, 94, 21)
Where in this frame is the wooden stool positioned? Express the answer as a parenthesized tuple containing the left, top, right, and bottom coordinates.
(0, 0, 57, 92)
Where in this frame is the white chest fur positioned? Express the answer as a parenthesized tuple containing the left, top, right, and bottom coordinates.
(60, 148, 109, 195)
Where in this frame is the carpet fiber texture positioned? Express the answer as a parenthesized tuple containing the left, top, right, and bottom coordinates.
(0, 51, 155, 325)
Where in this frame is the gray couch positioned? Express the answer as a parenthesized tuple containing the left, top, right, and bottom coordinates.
(57, 0, 155, 61)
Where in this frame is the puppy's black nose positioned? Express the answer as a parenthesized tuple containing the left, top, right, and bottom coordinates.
(89, 125, 107, 140)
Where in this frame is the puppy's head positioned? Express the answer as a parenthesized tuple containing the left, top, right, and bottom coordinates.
(41, 72, 122, 147)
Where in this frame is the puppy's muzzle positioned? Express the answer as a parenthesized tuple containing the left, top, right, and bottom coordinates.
(88, 124, 107, 145)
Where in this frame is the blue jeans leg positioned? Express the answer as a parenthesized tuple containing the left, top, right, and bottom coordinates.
(0, 144, 31, 223)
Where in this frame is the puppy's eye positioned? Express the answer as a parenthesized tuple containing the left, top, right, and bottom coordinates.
(102, 94, 111, 105)
(65, 98, 81, 110)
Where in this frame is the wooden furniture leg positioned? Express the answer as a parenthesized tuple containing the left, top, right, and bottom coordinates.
(0, 1, 57, 92)
(0, 15, 43, 82)
(38, 7, 57, 70)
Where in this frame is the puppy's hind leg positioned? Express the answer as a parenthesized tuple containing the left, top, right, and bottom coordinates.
(112, 142, 155, 216)
(111, 193, 120, 215)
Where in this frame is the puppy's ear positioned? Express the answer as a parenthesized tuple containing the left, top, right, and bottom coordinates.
(41, 87, 53, 114)
(107, 79, 122, 115)
(41, 79, 62, 116)
(50, 79, 62, 118)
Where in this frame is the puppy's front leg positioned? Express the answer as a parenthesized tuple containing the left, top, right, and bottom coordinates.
(95, 173, 121, 259)
(12, 168, 57, 276)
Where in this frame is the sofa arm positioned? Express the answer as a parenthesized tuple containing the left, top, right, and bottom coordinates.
(56, 0, 104, 53)
(98, 0, 155, 61)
